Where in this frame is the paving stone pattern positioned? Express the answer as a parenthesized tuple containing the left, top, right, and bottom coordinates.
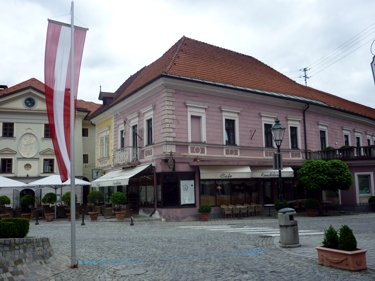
(8, 212, 375, 281)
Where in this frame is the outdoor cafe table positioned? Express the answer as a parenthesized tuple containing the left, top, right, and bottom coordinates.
(264, 204, 275, 216)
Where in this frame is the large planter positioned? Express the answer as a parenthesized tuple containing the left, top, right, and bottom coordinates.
(306, 209, 317, 217)
(21, 213, 31, 220)
(115, 210, 126, 221)
(199, 213, 210, 221)
(316, 246, 367, 271)
(88, 211, 99, 221)
(44, 213, 54, 222)
(0, 213, 10, 218)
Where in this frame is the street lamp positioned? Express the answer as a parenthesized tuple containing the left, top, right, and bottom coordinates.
(271, 118, 285, 201)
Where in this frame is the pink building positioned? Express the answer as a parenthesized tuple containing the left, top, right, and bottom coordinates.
(90, 36, 375, 221)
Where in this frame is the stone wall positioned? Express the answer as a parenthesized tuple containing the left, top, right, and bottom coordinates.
(0, 237, 53, 278)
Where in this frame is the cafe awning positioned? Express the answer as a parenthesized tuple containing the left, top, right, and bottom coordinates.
(199, 165, 251, 179)
(91, 164, 151, 187)
(251, 167, 294, 178)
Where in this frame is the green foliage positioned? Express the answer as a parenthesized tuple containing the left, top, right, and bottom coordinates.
(42, 193, 57, 205)
(322, 225, 339, 248)
(305, 198, 319, 210)
(275, 199, 289, 211)
(368, 196, 375, 204)
(62, 192, 77, 206)
(297, 159, 352, 192)
(110, 192, 127, 206)
(338, 225, 357, 251)
(0, 218, 30, 238)
(198, 204, 212, 213)
(0, 195, 11, 206)
(340, 145, 351, 149)
(20, 195, 35, 207)
(87, 190, 103, 205)
(324, 146, 335, 150)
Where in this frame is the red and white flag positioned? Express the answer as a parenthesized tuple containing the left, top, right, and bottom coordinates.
(44, 20, 87, 182)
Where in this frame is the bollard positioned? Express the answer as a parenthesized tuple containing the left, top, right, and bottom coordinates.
(130, 209, 134, 226)
(35, 213, 39, 225)
(81, 208, 85, 226)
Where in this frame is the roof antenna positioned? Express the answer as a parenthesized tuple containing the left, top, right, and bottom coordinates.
(300, 67, 310, 86)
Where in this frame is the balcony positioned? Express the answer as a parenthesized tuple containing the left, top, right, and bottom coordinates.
(311, 146, 375, 161)
(113, 147, 139, 166)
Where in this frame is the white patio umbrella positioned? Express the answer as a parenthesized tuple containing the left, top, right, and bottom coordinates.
(27, 175, 91, 218)
(0, 176, 26, 188)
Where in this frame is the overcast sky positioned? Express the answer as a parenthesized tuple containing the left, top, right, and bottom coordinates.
(2, 0, 375, 108)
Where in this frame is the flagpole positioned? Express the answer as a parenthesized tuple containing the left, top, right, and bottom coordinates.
(70, 0, 77, 268)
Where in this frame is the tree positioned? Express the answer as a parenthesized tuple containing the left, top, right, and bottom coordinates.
(297, 159, 352, 192)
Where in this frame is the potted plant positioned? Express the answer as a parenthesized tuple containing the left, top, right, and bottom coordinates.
(62, 192, 78, 220)
(304, 198, 319, 217)
(316, 224, 367, 271)
(42, 193, 57, 222)
(0, 195, 11, 218)
(20, 194, 35, 220)
(198, 204, 211, 221)
(87, 190, 103, 221)
(368, 196, 375, 212)
(275, 199, 289, 211)
(110, 192, 127, 221)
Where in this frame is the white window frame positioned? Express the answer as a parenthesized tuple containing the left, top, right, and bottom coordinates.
(342, 127, 351, 146)
(128, 113, 139, 158)
(261, 113, 277, 148)
(141, 105, 154, 146)
(221, 106, 241, 146)
(117, 122, 125, 149)
(186, 101, 207, 143)
(98, 127, 110, 159)
(354, 172, 374, 203)
(287, 117, 302, 150)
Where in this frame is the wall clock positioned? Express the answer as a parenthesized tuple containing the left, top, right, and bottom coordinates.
(24, 97, 36, 108)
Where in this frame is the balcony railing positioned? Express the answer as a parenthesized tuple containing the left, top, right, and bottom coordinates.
(113, 147, 139, 166)
(311, 146, 375, 161)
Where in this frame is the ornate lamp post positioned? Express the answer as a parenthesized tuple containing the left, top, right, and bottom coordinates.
(271, 118, 285, 201)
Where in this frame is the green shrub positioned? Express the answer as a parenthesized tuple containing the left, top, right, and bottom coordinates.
(322, 225, 339, 248)
(368, 196, 375, 205)
(338, 225, 357, 251)
(42, 193, 57, 205)
(0, 195, 11, 206)
(110, 192, 127, 206)
(275, 199, 289, 211)
(340, 145, 351, 149)
(324, 146, 335, 150)
(88, 190, 103, 205)
(20, 194, 35, 207)
(305, 198, 319, 210)
(62, 192, 77, 206)
(0, 218, 30, 238)
(198, 204, 211, 213)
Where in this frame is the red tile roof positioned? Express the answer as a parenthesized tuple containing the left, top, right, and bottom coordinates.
(0, 78, 101, 117)
(103, 36, 375, 120)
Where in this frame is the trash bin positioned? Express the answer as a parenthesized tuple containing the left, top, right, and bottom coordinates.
(278, 207, 300, 248)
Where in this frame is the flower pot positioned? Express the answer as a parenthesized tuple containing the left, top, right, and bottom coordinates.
(88, 211, 99, 221)
(306, 209, 317, 217)
(0, 213, 10, 218)
(44, 213, 54, 222)
(115, 210, 126, 221)
(199, 213, 210, 221)
(316, 246, 367, 271)
(21, 213, 32, 220)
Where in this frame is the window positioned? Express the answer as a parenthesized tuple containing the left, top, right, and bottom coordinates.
(2, 123, 14, 137)
(44, 124, 51, 138)
(356, 136, 361, 147)
(186, 102, 207, 143)
(128, 113, 139, 161)
(43, 159, 54, 173)
(1, 158, 12, 173)
(221, 106, 240, 146)
(132, 125, 138, 161)
(146, 118, 153, 145)
(100, 134, 109, 158)
(82, 128, 89, 137)
(358, 175, 371, 195)
(320, 130, 327, 150)
(225, 119, 235, 145)
(264, 124, 273, 148)
(344, 135, 349, 146)
(120, 130, 125, 148)
(157, 173, 195, 207)
(287, 117, 302, 150)
(368, 138, 371, 146)
(83, 154, 89, 164)
(290, 127, 298, 149)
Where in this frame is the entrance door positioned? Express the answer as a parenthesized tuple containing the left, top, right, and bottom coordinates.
(263, 180, 273, 204)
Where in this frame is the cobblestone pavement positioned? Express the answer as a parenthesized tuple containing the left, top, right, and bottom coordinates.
(16, 212, 375, 280)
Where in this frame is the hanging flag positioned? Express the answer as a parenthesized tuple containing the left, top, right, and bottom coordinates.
(44, 19, 87, 182)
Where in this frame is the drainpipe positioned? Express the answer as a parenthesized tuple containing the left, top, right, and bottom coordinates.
(303, 104, 310, 159)
(151, 167, 157, 217)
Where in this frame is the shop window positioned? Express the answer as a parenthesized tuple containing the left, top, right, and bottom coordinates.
(358, 174, 371, 196)
(157, 173, 195, 207)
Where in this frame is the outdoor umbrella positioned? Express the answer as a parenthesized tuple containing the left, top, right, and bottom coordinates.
(0, 176, 26, 188)
(27, 175, 91, 218)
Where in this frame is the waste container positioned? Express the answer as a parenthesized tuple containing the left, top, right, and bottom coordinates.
(278, 207, 300, 248)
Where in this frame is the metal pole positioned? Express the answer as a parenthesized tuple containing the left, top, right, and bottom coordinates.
(81, 208, 85, 226)
(278, 145, 283, 202)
